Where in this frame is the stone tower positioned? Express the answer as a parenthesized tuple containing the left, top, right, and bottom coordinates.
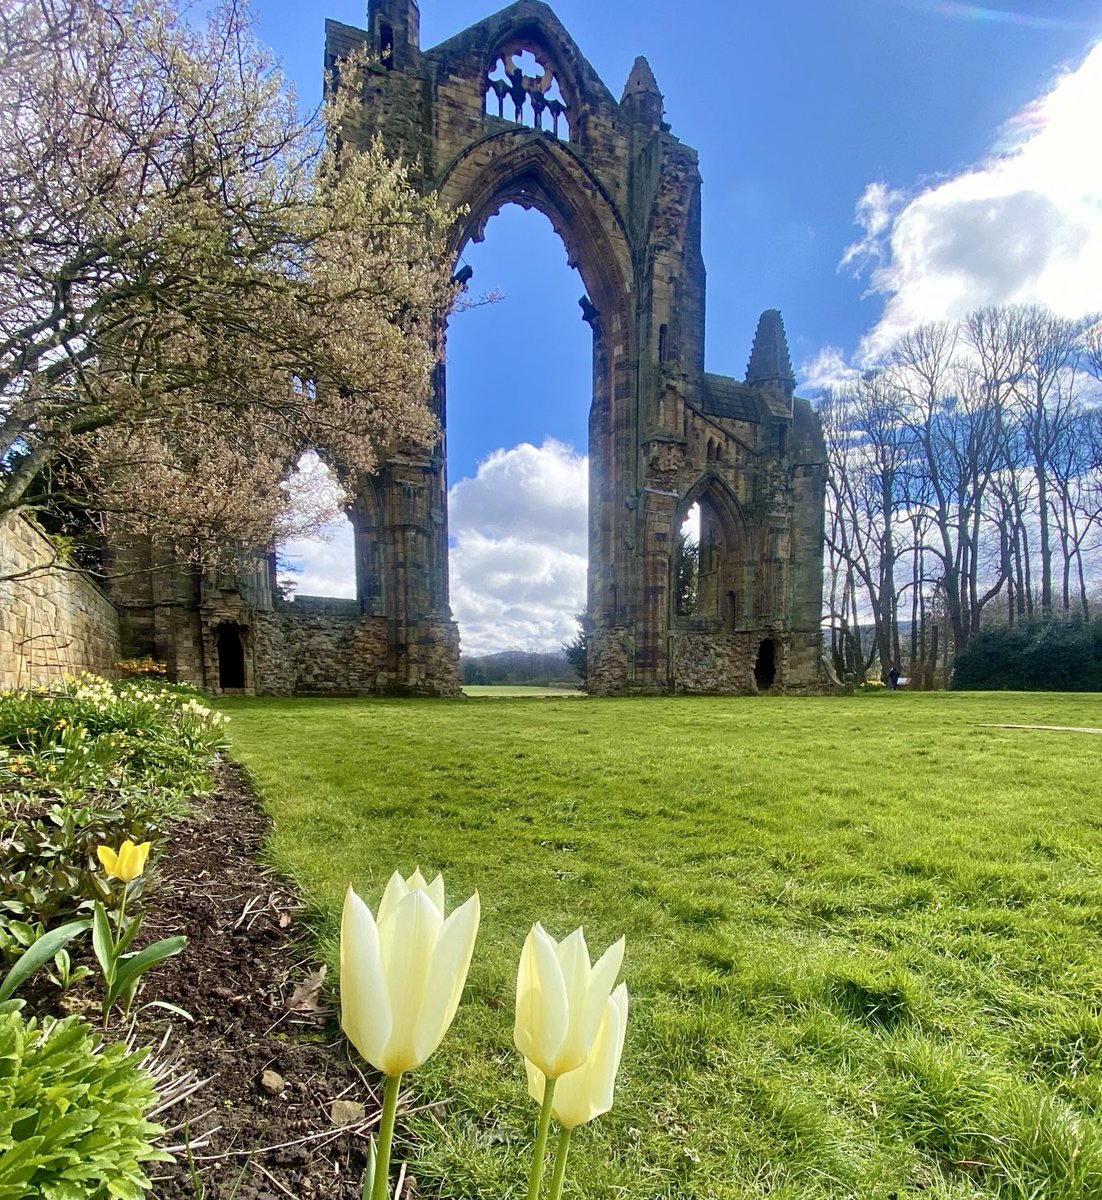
(107, 1, 826, 696)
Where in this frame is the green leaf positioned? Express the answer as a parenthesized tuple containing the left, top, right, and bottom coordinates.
(115, 915, 143, 956)
(360, 1135, 377, 1200)
(107, 937, 186, 1006)
(0, 920, 90, 1003)
(91, 903, 115, 985)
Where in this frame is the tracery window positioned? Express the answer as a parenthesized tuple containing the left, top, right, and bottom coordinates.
(485, 47, 570, 141)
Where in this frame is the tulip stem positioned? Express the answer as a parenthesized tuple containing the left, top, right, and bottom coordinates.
(547, 1127, 572, 1200)
(371, 1072, 402, 1200)
(526, 1077, 557, 1200)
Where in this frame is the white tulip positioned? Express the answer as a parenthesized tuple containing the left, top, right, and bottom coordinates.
(340, 869, 480, 1076)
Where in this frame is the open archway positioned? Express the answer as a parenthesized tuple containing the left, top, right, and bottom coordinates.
(445, 204, 590, 657)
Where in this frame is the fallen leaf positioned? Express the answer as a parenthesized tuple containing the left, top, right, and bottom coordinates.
(330, 1099, 366, 1126)
(286, 964, 327, 1014)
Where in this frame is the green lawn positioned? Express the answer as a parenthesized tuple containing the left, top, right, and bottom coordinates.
(461, 685, 583, 697)
(218, 692, 1102, 1199)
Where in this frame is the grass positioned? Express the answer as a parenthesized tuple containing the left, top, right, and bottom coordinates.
(217, 691, 1102, 1199)
(461, 685, 583, 697)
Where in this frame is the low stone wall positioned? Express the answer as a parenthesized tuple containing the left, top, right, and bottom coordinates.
(0, 515, 120, 688)
(252, 606, 389, 695)
(250, 603, 462, 696)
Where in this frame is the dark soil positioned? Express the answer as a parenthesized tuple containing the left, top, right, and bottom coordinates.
(134, 763, 403, 1200)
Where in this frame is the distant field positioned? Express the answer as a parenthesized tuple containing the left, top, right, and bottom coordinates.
(462, 684, 583, 697)
(219, 692, 1102, 1200)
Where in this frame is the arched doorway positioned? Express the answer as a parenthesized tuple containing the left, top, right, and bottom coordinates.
(754, 639, 777, 691)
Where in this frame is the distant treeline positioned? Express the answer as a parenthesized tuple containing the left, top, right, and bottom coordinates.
(460, 649, 577, 687)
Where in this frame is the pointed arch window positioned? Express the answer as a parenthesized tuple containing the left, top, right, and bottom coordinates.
(673, 484, 747, 627)
(485, 46, 570, 141)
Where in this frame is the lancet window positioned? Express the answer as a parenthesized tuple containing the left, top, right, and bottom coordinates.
(485, 47, 570, 141)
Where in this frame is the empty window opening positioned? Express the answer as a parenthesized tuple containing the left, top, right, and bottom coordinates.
(379, 22, 394, 68)
(754, 638, 776, 690)
(675, 502, 701, 616)
(485, 48, 570, 140)
(216, 624, 246, 690)
(276, 450, 357, 602)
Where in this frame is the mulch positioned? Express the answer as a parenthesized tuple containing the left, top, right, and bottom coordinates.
(130, 762, 415, 1200)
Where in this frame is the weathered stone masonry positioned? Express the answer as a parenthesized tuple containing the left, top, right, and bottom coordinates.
(0, 515, 121, 687)
(105, 0, 826, 697)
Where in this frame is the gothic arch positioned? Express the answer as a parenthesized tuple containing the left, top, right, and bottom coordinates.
(673, 473, 750, 630)
(104, 3, 826, 697)
(439, 133, 634, 346)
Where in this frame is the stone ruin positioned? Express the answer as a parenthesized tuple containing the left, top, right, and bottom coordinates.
(105, 0, 827, 697)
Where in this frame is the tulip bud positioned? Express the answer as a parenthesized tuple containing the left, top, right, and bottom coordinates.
(341, 869, 480, 1077)
(96, 839, 151, 882)
(514, 924, 625, 1079)
(526, 982, 628, 1128)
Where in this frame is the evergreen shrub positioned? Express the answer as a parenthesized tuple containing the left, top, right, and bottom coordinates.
(951, 616, 1102, 691)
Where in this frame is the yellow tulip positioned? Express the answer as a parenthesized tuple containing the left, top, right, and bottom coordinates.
(340, 869, 480, 1077)
(526, 982, 629, 1128)
(96, 839, 151, 882)
(514, 924, 625, 1079)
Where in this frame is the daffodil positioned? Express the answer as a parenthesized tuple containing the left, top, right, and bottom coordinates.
(340, 869, 479, 1200)
(96, 839, 151, 882)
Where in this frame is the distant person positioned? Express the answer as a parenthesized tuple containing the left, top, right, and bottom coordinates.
(888, 664, 901, 690)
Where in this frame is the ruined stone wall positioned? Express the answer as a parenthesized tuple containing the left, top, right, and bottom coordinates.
(250, 601, 463, 696)
(0, 515, 120, 688)
(671, 632, 766, 695)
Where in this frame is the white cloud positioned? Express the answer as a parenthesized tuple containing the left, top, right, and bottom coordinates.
(277, 452, 355, 598)
(278, 521, 356, 598)
(844, 40, 1102, 364)
(798, 345, 862, 393)
(273, 440, 588, 652)
(448, 439, 587, 655)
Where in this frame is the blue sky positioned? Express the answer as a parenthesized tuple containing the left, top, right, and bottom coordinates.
(272, 0, 1102, 652)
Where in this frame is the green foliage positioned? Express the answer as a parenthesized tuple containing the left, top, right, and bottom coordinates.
(223, 691, 1102, 1200)
(0, 801, 153, 939)
(0, 675, 230, 804)
(0, 921, 89, 1004)
(562, 611, 588, 683)
(675, 529, 699, 616)
(0, 675, 225, 987)
(0, 1009, 170, 1200)
(953, 616, 1102, 691)
(91, 899, 186, 1026)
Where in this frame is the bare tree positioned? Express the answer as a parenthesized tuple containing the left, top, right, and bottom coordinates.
(1005, 307, 1085, 615)
(0, 0, 457, 565)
